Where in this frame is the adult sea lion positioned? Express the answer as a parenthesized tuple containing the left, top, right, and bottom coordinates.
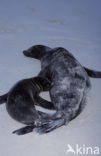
(20, 45, 101, 134)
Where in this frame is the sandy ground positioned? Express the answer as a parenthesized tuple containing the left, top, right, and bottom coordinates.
(0, 0, 101, 155)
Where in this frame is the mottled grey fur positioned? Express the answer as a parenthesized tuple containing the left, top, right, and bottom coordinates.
(21, 45, 91, 134)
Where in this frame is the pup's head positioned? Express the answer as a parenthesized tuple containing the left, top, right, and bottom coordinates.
(23, 45, 51, 60)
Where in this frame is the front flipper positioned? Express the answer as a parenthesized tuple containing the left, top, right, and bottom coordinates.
(12, 125, 35, 135)
(84, 67, 101, 78)
(34, 76, 55, 110)
(35, 96, 55, 110)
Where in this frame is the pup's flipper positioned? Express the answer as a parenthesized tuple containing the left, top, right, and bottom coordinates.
(0, 93, 8, 104)
(35, 96, 55, 110)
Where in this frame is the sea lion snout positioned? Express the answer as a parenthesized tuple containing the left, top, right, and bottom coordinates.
(23, 50, 34, 57)
(23, 48, 41, 59)
(23, 50, 29, 56)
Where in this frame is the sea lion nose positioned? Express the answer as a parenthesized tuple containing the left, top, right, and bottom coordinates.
(23, 50, 29, 56)
(23, 50, 26, 53)
(23, 50, 33, 57)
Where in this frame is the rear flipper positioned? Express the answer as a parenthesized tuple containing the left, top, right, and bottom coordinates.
(13, 119, 65, 135)
(35, 98, 86, 134)
(35, 96, 55, 110)
(84, 67, 101, 78)
(34, 118, 65, 134)
(0, 93, 8, 104)
(12, 125, 35, 135)
(12, 110, 59, 135)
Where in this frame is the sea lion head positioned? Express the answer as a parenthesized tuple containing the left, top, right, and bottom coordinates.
(23, 45, 51, 60)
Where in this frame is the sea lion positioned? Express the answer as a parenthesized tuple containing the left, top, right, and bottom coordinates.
(21, 45, 101, 134)
(0, 76, 54, 134)
(23, 45, 101, 78)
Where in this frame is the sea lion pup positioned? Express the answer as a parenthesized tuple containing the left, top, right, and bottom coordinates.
(0, 78, 54, 110)
(21, 45, 101, 135)
(0, 76, 55, 135)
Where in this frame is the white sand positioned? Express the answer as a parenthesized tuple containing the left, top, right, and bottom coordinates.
(0, 0, 101, 155)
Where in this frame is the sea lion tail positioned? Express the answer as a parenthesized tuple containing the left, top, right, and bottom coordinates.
(0, 93, 8, 104)
(84, 67, 101, 78)
(35, 96, 55, 110)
